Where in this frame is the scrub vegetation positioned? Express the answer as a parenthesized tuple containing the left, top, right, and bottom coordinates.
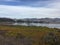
(0, 25, 60, 45)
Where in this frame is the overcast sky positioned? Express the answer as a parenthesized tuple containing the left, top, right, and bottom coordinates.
(0, 0, 60, 19)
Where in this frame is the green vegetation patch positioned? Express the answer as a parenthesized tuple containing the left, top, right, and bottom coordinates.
(0, 25, 60, 45)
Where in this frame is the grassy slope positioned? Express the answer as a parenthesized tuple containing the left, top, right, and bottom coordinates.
(0, 25, 60, 45)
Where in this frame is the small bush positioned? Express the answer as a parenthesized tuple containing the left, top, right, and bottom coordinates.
(42, 32, 60, 45)
(0, 30, 7, 36)
(16, 33, 25, 39)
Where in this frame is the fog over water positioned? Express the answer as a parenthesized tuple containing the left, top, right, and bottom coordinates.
(13, 23, 60, 29)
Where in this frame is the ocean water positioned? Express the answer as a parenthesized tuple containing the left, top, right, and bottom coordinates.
(13, 23, 60, 29)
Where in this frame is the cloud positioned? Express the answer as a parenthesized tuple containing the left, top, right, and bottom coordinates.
(0, 5, 60, 18)
(47, 2, 60, 9)
(0, 0, 60, 18)
(0, 0, 54, 7)
(5, 0, 15, 1)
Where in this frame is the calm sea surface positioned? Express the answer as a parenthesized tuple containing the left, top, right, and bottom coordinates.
(13, 23, 60, 29)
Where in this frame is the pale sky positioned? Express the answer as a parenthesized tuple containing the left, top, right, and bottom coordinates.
(0, 0, 60, 19)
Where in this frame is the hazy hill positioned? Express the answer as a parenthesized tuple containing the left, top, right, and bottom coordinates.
(0, 18, 15, 22)
(0, 18, 60, 24)
(17, 18, 60, 23)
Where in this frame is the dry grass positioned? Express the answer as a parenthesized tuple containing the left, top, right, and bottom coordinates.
(0, 25, 60, 45)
